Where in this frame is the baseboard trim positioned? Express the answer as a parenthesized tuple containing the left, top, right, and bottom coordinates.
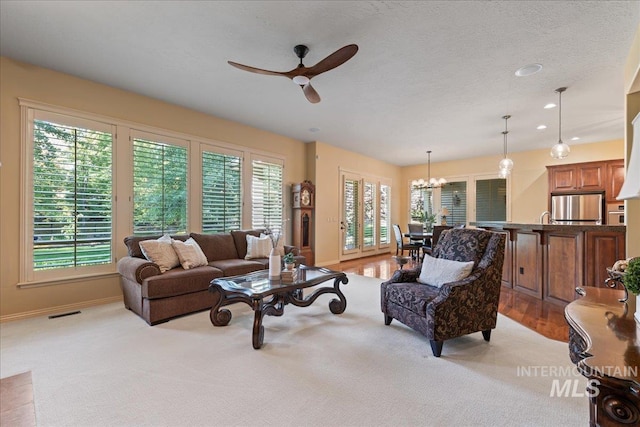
(0, 296, 123, 323)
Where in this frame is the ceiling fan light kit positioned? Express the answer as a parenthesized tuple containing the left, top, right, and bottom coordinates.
(228, 43, 358, 104)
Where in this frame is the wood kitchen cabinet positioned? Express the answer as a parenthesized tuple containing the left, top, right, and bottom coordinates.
(513, 231, 543, 298)
(547, 159, 623, 196)
(544, 230, 584, 305)
(547, 160, 605, 193)
(585, 230, 626, 288)
(605, 159, 625, 202)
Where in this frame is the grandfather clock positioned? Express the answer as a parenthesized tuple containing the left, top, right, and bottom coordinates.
(292, 180, 315, 265)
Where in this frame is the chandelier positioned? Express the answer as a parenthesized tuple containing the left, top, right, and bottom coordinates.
(412, 150, 446, 189)
(498, 114, 514, 178)
(550, 87, 570, 159)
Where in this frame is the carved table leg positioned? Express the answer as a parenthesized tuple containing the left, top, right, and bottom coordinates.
(209, 286, 232, 326)
(252, 297, 265, 349)
(329, 276, 348, 314)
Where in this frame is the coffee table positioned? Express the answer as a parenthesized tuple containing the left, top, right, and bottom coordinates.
(208, 265, 348, 349)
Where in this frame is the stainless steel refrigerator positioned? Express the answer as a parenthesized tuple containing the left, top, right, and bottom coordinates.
(550, 193, 604, 225)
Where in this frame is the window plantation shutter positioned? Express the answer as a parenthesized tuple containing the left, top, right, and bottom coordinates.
(379, 184, 391, 245)
(363, 181, 376, 247)
(133, 137, 187, 235)
(32, 118, 113, 270)
(202, 151, 242, 233)
(251, 159, 283, 231)
(476, 179, 506, 221)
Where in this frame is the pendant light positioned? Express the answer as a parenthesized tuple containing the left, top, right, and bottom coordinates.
(498, 114, 513, 178)
(550, 87, 570, 159)
(412, 150, 446, 189)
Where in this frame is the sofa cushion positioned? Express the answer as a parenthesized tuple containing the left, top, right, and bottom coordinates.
(245, 234, 273, 259)
(172, 237, 209, 269)
(124, 234, 188, 259)
(261, 233, 285, 256)
(231, 229, 265, 259)
(417, 255, 474, 288)
(383, 282, 440, 317)
(142, 265, 224, 299)
(208, 259, 266, 276)
(190, 232, 238, 261)
(139, 234, 181, 273)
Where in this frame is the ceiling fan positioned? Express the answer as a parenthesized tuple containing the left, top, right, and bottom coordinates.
(228, 44, 358, 104)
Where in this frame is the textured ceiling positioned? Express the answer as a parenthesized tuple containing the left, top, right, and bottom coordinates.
(1, 1, 639, 166)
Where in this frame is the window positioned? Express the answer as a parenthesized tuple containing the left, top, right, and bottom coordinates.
(202, 149, 242, 233)
(476, 178, 506, 221)
(379, 184, 391, 245)
(132, 134, 188, 235)
(251, 157, 283, 231)
(363, 181, 377, 249)
(410, 187, 434, 222)
(342, 176, 359, 252)
(441, 181, 467, 225)
(29, 111, 114, 274)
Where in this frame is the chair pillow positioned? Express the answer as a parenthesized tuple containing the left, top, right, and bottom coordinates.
(417, 255, 474, 288)
(172, 237, 208, 269)
(260, 233, 285, 256)
(139, 234, 180, 273)
(245, 234, 273, 259)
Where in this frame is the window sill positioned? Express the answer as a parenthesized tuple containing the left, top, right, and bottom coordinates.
(17, 272, 119, 289)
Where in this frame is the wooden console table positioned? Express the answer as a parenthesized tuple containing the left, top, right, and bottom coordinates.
(565, 288, 639, 426)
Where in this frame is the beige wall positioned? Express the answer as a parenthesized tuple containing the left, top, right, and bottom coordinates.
(624, 25, 640, 257)
(401, 140, 624, 224)
(0, 53, 634, 321)
(0, 57, 307, 320)
(310, 141, 402, 266)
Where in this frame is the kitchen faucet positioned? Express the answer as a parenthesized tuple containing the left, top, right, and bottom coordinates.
(540, 211, 550, 224)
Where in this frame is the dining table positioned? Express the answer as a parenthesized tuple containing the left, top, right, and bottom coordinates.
(404, 231, 432, 246)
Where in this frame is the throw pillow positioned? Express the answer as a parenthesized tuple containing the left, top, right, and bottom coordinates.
(245, 234, 273, 259)
(260, 233, 285, 257)
(139, 234, 180, 273)
(417, 255, 474, 288)
(172, 237, 208, 270)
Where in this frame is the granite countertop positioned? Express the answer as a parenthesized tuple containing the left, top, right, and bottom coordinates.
(469, 221, 626, 232)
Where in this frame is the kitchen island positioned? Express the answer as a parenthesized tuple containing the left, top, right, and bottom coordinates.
(469, 222, 626, 305)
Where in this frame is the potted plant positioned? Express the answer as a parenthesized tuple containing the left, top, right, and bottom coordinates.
(283, 252, 295, 270)
(623, 257, 640, 323)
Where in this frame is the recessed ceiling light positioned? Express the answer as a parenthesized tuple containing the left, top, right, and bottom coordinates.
(571, 137, 580, 141)
(515, 63, 543, 77)
(544, 103, 556, 109)
(537, 125, 547, 130)
(309, 127, 320, 133)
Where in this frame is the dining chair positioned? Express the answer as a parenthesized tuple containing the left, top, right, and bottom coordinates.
(407, 223, 426, 245)
(392, 224, 422, 259)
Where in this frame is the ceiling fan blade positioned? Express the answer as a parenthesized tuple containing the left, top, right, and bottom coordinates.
(302, 83, 321, 104)
(306, 44, 358, 78)
(227, 61, 288, 77)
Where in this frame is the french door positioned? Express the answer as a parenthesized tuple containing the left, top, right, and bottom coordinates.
(340, 171, 390, 260)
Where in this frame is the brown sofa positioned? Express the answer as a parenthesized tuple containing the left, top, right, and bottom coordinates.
(116, 229, 305, 325)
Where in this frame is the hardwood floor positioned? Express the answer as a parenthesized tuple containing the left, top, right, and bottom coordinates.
(0, 371, 36, 427)
(326, 253, 569, 342)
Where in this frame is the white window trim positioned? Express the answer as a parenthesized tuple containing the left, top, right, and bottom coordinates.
(18, 98, 287, 286)
(20, 105, 117, 284)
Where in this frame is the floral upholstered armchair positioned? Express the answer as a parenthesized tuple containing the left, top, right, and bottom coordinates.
(380, 228, 505, 357)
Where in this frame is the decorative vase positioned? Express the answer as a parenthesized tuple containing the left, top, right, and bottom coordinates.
(268, 248, 281, 279)
(285, 262, 295, 271)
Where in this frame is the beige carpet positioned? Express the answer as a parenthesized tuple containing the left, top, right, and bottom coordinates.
(0, 274, 586, 426)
